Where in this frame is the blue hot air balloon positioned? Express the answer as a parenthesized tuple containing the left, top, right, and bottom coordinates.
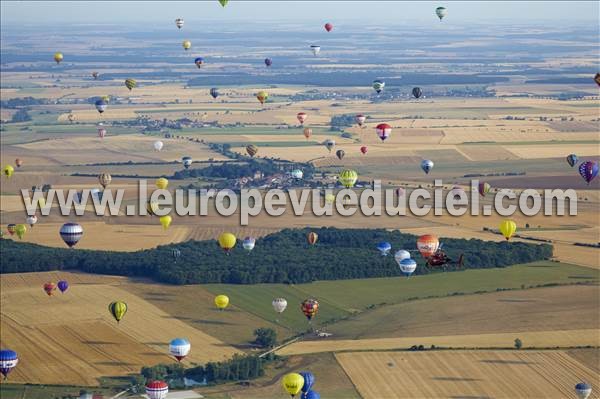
(578, 160, 598, 185)
(0, 349, 18, 380)
(305, 391, 321, 399)
(95, 99, 107, 113)
(210, 88, 219, 99)
(376, 241, 392, 256)
(169, 338, 191, 362)
(398, 258, 417, 277)
(57, 280, 69, 293)
(299, 371, 315, 395)
(264, 58, 272, 67)
(575, 382, 592, 399)
(421, 159, 434, 174)
(194, 57, 205, 68)
(566, 154, 578, 167)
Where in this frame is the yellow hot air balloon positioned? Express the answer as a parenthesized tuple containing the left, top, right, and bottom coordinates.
(37, 196, 46, 209)
(108, 301, 127, 323)
(3, 165, 14, 178)
(147, 199, 159, 216)
(282, 373, 304, 397)
(339, 169, 358, 188)
(182, 40, 192, 51)
(15, 224, 27, 240)
(256, 90, 268, 105)
(218, 232, 236, 254)
(325, 193, 335, 204)
(124, 78, 137, 91)
(214, 294, 229, 310)
(156, 177, 169, 189)
(53, 52, 64, 64)
(499, 219, 517, 240)
(159, 215, 172, 231)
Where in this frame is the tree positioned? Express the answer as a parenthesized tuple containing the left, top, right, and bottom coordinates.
(253, 327, 277, 348)
(514, 338, 523, 349)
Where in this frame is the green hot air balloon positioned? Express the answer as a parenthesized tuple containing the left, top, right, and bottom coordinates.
(108, 301, 128, 323)
(125, 78, 137, 91)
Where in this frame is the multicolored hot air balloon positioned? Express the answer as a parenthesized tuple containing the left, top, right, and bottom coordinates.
(575, 382, 592, 399)
(15, 158, 23, 168)
(246, 144, 258, 157)
(324, 139, 335, 153)
(579, 160, 598, 185)
(398, 258, 417, 277)
(376, 123, 391, 142)
(43, 282, 57, 296)
(299, 371, 315, 396)
(303, 127, 312, 140)
(336, 149, 345, 160)
(297, 112, 307, 125)
(436, 6, 447, 20)
(310, 45, 321, 56)
(360, 146, 368, 155)
(0, 349, 18, 380)
(218, 232, 236, 253)
(182, 156, 192, 169)
(478, 181, 491, 197)
(355, 114, 366, 127)
(282, 373, 304, 398)
(60, 222, 83, 248)
(272, 298, 287, 313)
(417, 234, 439, 258)
(175, 18, 184, 29)
(214, 294, 229, 310)
(499, 219, 517, 240)
(243, 237, 256, 252)
(3, 165, 14, 178)
(339, 169, 358, 188)
(256, 90, 268, 105)
(53, 52, 63, 64)
(26, 215, 37, 228)
(194, 57, 204, 68)
(412, 87, 423, 99)
(210, 87, 219, 99)
(57, 280, 69, 293)
(182, 40, 192, 51)
(146, 380, 168, 399)
(124, 78, 137, 91)
(307, 231, 318, 245)
(169, 338, 191, 362)
(156, 177, 169, 189)
(377, 241, 392, 256)
(421, 159, 434, 174)
(566, 154, 578, 167)
(108, 301, 127, 323)
(372, 80, 385, 94)
(98, 173, 111, 189)
(95, 99, 107, 113)
(15, 224, 26, 240)
(264, 58, 272, 67)
(301, 298, 319, 321)
(159, 215, 172, 231)
(324, 23, 333, 32)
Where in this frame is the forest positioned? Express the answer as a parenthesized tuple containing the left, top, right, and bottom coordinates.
(0, 228, 552, 285)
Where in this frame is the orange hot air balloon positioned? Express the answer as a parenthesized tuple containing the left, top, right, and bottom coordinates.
(417, 234, 439, 258)
(307, 231, 318, 246)
(303, 128, 312, 140)
(15, 159, 23, 168)
(43, 282, 57, 296)
(296, 112, 307, 125)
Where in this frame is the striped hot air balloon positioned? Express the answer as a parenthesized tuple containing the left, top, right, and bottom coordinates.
(169, 338, 190, 362)
(60, 222, 83, 248)
(175, 18, 184, 29)
(375, 123, 391, 142)
(246, 144, 258, 157)
(303, 128, 312, 140)
(98, 173, 111, 189)
(124, 78, 137, 91)
(146, 380, 168, 399)
(108, 301, 127, 323)
(0, 349, 18, 380)
(301, 298, 319, 321)
(339, 169, 358, 188)
(307, 231, 318, 245)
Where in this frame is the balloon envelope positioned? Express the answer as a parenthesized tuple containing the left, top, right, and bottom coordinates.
(108, 301, 127, 323)
(324, 23, 333, 32)
(272, 298, 288, 313)
(377, 241, 392, 256)
(243, 237, 256, 251)
(579, 160, 598, 184)
(214, 294, 229, 309)
(575, 382, 592, 399)
(0, 349, 18, 379)
(417, 234, 439, 258)
(399, 258, 417, 276)
(375, 123, 391, 141)
(299, 371, 315, 393)
(282, 373, 304, 397)
(169, 338, 191, 361)
(499, 219, 517, 240)
(421, 159, 434, 174)
(60, 222, 83, 248)
(57, 280, 69, 293)
(566, 154, 578, 167)
(218, 232, 236, 252)
(146, 380, 168, 399)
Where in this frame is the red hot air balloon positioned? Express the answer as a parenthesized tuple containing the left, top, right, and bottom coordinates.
(376, 123, 391, 142)
(297, 112, 307, 125)
(324, 23, 333, 32)
(301, 298, 319, 321)
(360, 146, 368, 155)
(417, 234, 440, 259)
(43, 282, 57, 296)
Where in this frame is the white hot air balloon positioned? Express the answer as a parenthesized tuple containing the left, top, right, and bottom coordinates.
(243, 237, 256, 252)
(26, 215, 38, 228)
(291, 169, 304, 179)
(154, 140, 164, 151)
(175, 18, 184, 29)
(310, 45, 321, 56)
(398, 258, 417, 277)
(169, 338, 191, 362)
(394, 250, 411, 264)
(575, 383, 592, 399)
(272, 298, 288, 313)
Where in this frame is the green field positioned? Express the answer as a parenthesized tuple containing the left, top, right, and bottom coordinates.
(177, 126, 333, 136)
(203, 261, 598, 334)
(0, 384, 118, 399)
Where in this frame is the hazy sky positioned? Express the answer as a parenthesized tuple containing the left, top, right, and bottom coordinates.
(2, 1, 599, 25)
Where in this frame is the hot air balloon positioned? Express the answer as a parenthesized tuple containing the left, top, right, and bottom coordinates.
(156, 177, 169, 189)
(60, 222, 83, 248)
(182, 156, 192, 169)
(417, 234, 439, 258)
(324, 22, 333, 32)
(169, 338, 190, 362)
(218, 0, 229, 7)
(310, 45, 321, 56)
(256, 90, 268, 105)
(336, 149, 345, 160)
(246, 144, 258, 157)
(412, 87, 423, 99)
(325, 193, 335, 204)
(43, 282, 57, 296)
(194, 57, 204, 68)
(264, 58, 272, 67)
(303, 127, 312, 140)
(210, 87, 219, 99)
(436, 6, 447, 20)
(579, 160, 598, 185)
(0, 349, 18, 380)
(153, 140, 164, 151)
(95, 99, 107, 113)
(282, 373, 304, 398)
(360, 146, 368, 155)
(53, 52, 63, 64)
(147, 199, 159, 216)
(376, 123, 391, 142)
(218, 232, 236, 253)
(398, 258, 417, 277)
(15, 158, 23, 168)
(372, 80, 385, 94)
(124, 78, 137, 91)
(92, 71, 99, 80)
(98, 173, 111, 189)
(182, 40, 191, 51)
(97, 124, 106, 139)
(272, 298, 287, 313)
(478, 182, 491, 197)
(305, 391, 321, 399)
(499, 219, 517, 240)
(355, 114, 366, 127)
(394, 249, 411, 264)
(243, 237, 256, 252)
(324, 139, 335, 153)
(159, 215, 172, 231)
(175, 18, 184, 29)
(57, 280, 69, 293)
(301, 298, 319, 321)
(377, 241, 392, 256)
(3, 165, 14, 178)
(575, 382, 592, 399)
(108, 301, 127, 323)
(595, 73, 600, 87)
(339, 169, 358, 188)
(26, 215, 37, 228)
(421, 159, 434, 174)
(291, 169, 304, 179)
(297, 112, 308, 125)
(307, 231, 318, 245)
(14, 224, 26, 240)
(566, 154, 578, 167)
(7, 224, 16, 236)
(146, 380, 168, 399)
(214, 294, 229, 310)
(300, 371, 315, 396)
